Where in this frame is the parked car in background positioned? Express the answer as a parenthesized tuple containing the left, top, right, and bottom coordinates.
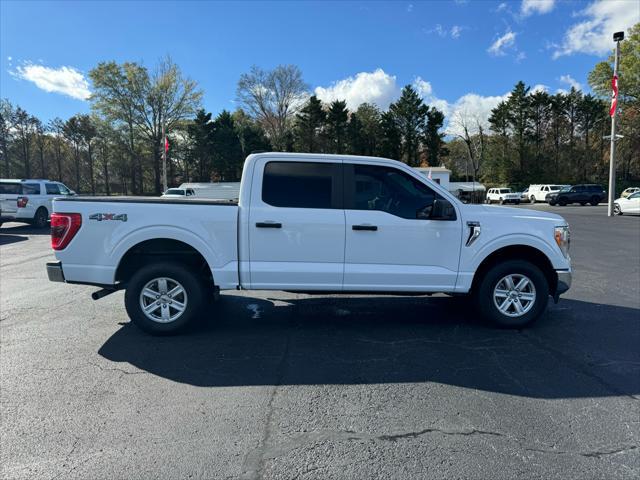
(546, 184, 605, 206)
(527, 184, 569, 203)
(0, 179, 74, 228)
(485, 188, 521, 205)
(621, 187, 640, 198)
(614, 192, 640, 215)
(161, 188, 196, 198)
(520, 187, 529, 201)
(47, 152, 572, 334)
(178, 182, 241, 201)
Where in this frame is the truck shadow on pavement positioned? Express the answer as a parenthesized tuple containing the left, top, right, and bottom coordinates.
(99, 295, 640, 399)
(0, 223, 49, 245)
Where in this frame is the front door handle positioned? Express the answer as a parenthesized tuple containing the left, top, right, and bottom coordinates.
(256, 222, 282, 228)
(352, 224, 378, 231)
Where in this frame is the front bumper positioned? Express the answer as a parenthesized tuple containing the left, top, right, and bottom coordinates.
(556, 269, 572, 295)
(46, 261, 65, 283)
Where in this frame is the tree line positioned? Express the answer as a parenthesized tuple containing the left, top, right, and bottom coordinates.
(0, 24, 637, 194)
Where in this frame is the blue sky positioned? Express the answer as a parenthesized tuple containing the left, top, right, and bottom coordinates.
(1, 0, 638, 127)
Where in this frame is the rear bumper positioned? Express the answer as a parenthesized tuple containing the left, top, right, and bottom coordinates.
(46, 261, 65, 283)
(556, 269, 572, 295)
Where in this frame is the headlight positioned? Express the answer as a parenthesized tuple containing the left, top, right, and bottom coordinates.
(554, 225, 570, 258)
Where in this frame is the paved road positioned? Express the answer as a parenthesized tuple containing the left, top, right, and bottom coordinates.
(1, 205, 639, 479)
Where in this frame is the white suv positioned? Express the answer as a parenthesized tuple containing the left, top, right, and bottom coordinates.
(485, 188, 521, 205)
(527, 185, 568, 203)
(0, 179, 74, 228)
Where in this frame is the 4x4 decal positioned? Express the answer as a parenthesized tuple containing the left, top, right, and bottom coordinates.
(89, 213, 128, 222)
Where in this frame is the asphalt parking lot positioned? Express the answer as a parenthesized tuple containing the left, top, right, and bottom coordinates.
(1, 204, 639, 479)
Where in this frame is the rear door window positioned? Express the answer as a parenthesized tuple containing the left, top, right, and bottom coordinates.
(22, 183, 41, 195)
(262, 161, 341, 209)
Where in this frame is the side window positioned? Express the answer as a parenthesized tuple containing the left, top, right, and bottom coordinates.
(629, 192, 640, 200)
(46, 183, 61, 195)
(262, 161, 340, 209)
(348, 164, 439, 219)
(22, 183, 41, 195)
(0, 183, 21, 194)
(57, 184, 71, 195)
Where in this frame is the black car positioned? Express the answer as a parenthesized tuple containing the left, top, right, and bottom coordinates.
(546, 184, 605, 206)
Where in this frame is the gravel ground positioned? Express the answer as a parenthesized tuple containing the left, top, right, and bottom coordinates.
(1, 204, 639, 479)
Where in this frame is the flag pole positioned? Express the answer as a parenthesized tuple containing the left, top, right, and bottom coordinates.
(607, 31, 623, 217)
(162, 118, 168, 193)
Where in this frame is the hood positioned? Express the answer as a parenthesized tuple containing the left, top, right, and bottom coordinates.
(462, 204, 567, 225)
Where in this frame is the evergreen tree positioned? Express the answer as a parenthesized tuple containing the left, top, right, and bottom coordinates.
(294, 95, 326, 152)
(355, 103, 382, 156)
(424, 106, 446, 165)
(212, 110, 243, 181)
(324, 100, 349, 154)
(379, 111, 401, 160)
(389, 85, 428, 166)
(346, 112, 366, 155)
(186, 109, 215, 182)
(506, 81, 531, 175)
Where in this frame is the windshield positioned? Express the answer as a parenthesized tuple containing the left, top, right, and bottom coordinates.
(552, 185, 566, 190)
(499, 189, 511, 194)
(559, 186, 572, 192)
(165, 189, 184, 195)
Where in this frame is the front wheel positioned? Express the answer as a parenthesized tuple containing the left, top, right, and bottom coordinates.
(124, 261, 206, 335)
(558, 198, 567, 206)
(590, 196, 599, 206)
(474, 260, 549, 328)
(529, 196, 536, 204)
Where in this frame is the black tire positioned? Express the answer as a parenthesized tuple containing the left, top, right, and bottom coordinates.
(499, 198, 505, 205)
(529, 196, 536, 204)
(124, 261, 206, 335)
(590, 196, 599, 206)
(614, 203, 622, 215)
(549, 201, 556, 206)
(580, 202, 586, 206)
(558, 198, 567, 206)
(515, 200, 521, 205)
(33, 207, 48, 228)
(473, 260, 549, 328)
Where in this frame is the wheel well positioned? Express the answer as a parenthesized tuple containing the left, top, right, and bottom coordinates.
(471, 245, 557, 294)
(115, 239, 213, 286)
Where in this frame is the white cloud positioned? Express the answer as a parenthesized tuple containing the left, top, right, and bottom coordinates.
(497, 2, 508, 12)
(531, 83, 549, 93)
(558, 74, 582, 92)
(314, 68, 398, 110)
(7, 56, 12, 61)
(488, 29, 517, 56)
(427, 24, 465, 39)
(521, 0, 555, 16)
(407, 4, 413, 13)
(11, 63, 91, 100)
(553, 0, 639, 58)
(316, 70, 512, 137)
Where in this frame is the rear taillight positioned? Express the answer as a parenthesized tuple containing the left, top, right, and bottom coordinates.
(50, 213, 82, 250)
(17, 196, 28, 208)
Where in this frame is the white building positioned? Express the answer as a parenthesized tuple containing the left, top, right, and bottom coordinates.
(415, 166, 451, 191)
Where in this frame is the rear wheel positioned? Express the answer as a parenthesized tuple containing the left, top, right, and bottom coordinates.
(474, 260, 549, 328)
(590, 196, 599, 206)
(124, 261, 206, 335)
(499, 198, 504, 205)
(33, 207, 48, 229)
(558, 198, 567, 206)
(614, 203, 622, 215)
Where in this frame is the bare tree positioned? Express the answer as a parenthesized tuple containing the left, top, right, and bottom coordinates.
(450, 111, 486, 184)
(14, 107, 38, 178)
(48, 118, 66, 181)
(0, 99, 15, 177)
(34, 119, 48, 179)
(237, 65, 308, 151)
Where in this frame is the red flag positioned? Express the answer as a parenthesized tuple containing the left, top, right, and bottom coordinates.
(609, 74, 618, 117)
(164, 136, 169, 153)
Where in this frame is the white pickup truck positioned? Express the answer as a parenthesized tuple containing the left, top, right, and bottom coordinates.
(47, 153, 572, 334)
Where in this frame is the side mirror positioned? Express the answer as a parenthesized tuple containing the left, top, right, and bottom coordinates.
(69, 190, 76, 196)
(429, 198, 456, 221)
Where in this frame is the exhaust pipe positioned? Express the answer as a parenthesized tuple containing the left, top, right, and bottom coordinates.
(91, 288, 118, 301)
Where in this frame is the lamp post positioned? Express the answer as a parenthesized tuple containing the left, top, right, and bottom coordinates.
(607, 31, 624, 217)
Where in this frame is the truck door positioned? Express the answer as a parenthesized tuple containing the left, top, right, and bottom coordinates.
(342, 162, 462, 291)
(248, 158, 345, 290)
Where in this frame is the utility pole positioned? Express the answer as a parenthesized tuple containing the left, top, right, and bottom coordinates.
(607, 31, 624, 217)
(162, 118, 168, 193)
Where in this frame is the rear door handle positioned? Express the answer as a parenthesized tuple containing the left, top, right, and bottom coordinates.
(352, 224, 378, 231)
(256, 222, 282, 228)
